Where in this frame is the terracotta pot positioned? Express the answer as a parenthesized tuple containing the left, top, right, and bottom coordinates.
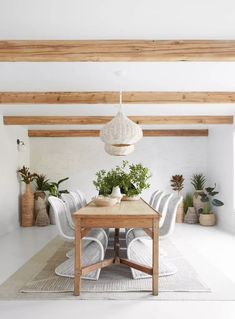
(176, 200, 184, 223)
(21, 184, 34, 227)
(199, 213, 216, 226)
(193, 190, 205, 215)
(35, 191, 50, 227)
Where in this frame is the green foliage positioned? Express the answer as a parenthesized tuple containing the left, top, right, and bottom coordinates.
(170, 175, 184, 194)
(191, 173, 206, 190)
(18, 166, 37, 184)
(93, 161, 151, 197)
(199, 184, 224, 214)
(183, 193, 193, 214)
(35, 174, 50, 192)
(48, 177, 69, 198)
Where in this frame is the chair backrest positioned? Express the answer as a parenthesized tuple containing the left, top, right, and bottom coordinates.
(152, 191, 165, 211)
(61, 193, 76, 229)
(70, 191, 83, 211)
(160, 196, 183, 239)
(75, 189, 87, 207)
(48, 196, 74, 241)
(158, 193, 173, 228)
(149, 190, 160, 207)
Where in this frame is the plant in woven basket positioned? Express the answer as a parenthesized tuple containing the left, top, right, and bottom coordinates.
(18, 166, 37, 184)
(48, 177, 69, 198)
(191, 173, 206, 191)
(170, 175, 184, 195)
(199, 184, 224, 214)
(35, 174, 50, 192)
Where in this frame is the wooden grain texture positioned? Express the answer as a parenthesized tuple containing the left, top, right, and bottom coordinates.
(4, 115, 233, 125)
(28, 129, 209, 137)
(74, 218, 81, 296)
(1, 40, 235, 61)
(152, 219, 159, 296)
(120, 258, 153, 275)
(2, 91, 235, 104)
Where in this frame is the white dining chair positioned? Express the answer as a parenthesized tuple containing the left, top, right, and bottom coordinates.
(149, 190, 160, 207)
(48, 196, 108, 280)
(70, 191, 83, 210)
(152, 191, 165, 211)
(75, 189, 87, 207)
(158, 193, 173, 228)
(61, 193, 77, 230)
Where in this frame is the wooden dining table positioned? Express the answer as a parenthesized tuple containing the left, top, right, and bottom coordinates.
(73, 198, 160, 296)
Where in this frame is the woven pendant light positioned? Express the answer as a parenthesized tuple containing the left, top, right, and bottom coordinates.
(100, 91, 143, 149)
(104, 144, 135, 156)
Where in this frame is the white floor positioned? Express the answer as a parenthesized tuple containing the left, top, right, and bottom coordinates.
(0, 224, 235, 319)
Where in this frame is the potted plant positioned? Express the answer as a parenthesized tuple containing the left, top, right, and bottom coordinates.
(48, 177, 69, 224)
(170, 174, 184, 223)
(183, 193, 198, 224)
(93, 161, 151, 200)
(199, 184, 224, 226)
(18, 166, 37, 227)
(34, 174, 50, 226)
(191, 173, 206, 215)
(121, 163, 151, 200)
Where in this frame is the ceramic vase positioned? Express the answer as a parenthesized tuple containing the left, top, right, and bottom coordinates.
(122, 194, 141, 201)
(35, 191, 50, 226)
(193, 190, 205, 215)
(21, 183, 34, 227)
(176, 200, 184, 223)
(110, 186, 123, 203)
(184, 207, 199, 224)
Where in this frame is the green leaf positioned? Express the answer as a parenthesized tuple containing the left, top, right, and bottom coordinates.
(212, 199, 224, 207)
(57, 177, 69, 185)
(200, 194, 209, 202)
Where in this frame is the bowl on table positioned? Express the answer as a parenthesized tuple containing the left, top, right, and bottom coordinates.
(93, 196, 117, 207)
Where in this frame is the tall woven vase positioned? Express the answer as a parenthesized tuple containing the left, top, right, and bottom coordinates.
(21, 183, 34, 227)
(176, 198, 184, 223)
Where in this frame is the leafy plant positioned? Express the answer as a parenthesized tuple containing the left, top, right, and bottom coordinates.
(18, 166, 37, 184)
(93, 161, 151, 197)
(170, 175, 184, 194)
(48, 177, 69, 198)
(199, 184, 224, 214)
(191, 173, 206, 190)
(35, 174, 50, 192)
(183, 193, 193, 214)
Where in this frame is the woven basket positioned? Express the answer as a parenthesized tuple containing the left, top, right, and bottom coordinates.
(21, 184, 34, 227)
(35, 192, 50, 227)
(176, 200, 184, 223)
(184, 207, 199, 224)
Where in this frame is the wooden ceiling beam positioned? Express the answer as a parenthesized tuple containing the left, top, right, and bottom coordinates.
(4, 115, 233, 125)
(1, 40, 235, 61)
(2, 91, 235, 104)
(28, 129, 209, 138)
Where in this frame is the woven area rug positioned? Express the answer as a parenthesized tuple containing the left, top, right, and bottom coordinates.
(1, 235, 235, 300)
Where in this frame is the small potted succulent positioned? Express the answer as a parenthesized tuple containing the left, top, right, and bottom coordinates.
(17, 166, 37, 227)
(170, 174, 184, 223)
(199, 184, 224, 226)
(191, 173, 206, 215)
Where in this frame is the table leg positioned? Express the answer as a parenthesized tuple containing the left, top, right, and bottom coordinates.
(152, 219, 159, 296)
(74, 218, 81, 296)
(114, 228, 120, 262)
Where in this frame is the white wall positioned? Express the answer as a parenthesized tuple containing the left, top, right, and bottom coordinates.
(0, 118, 29, 236)
(208, 126, 235, 233)
(30, 137, 208, 201)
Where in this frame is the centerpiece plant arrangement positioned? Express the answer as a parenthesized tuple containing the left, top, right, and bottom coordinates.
(93, 160, 151, 201)
(198, 184, 224, 226)
(170, 175, 184, 223)
(191, 173, 206, 215)
(18, 166, 37, 227)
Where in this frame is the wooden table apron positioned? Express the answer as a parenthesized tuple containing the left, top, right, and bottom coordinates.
(74, 199, 160, 296)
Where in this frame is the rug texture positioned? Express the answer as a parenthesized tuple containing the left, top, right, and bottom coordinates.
(0, 234, 235, 300)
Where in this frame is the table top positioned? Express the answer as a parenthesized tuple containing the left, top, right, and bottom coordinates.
(74, 198, 160, 219)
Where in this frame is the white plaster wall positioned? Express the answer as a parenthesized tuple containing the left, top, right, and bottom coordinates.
(30, 137, 208, 202)
(0, 118, 29, 236)
(207, 126, 235, 234)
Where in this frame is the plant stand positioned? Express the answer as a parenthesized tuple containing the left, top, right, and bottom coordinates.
(21, 184, 34, 227)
